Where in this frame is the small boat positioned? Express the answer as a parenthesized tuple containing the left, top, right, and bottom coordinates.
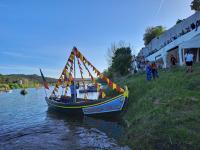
(87, 84, 97, 92)
(4, 89, 12, 93)
(79, 89, 88, 93)
(20, 89, 28, 95)
(78, 85, 88, 93)
(79, 84, 97, 93)
(43, 47, 128, 116)
(6, 90, 12, 93)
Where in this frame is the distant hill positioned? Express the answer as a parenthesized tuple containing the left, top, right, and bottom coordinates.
(0, 74, 95, 91)
(0, 74, 57, 84)
(0, 74, 57, 91)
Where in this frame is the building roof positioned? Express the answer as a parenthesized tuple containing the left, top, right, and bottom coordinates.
(180, 34, 200, 49)
(139, 12, 200, 57)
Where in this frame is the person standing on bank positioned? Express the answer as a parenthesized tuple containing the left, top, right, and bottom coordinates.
(151, 62, 159, 79)
(185, 50, 194, 73)
(170, 54, 177, 67)
(145, 60, 152, 81)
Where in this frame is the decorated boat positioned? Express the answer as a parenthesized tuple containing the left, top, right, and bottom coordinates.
(43, 47, 129, 116)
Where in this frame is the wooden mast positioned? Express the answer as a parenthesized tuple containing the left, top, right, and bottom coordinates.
(73, 47, 77, 103)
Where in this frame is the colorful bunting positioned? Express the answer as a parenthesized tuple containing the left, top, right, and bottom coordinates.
(51, 48, 125, 97)
(77, 57, 87, 99)
(113, 83, 117, 90)
(102, 92, 106, 98)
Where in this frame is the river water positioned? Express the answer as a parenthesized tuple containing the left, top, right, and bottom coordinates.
(0, 88, 130, 150)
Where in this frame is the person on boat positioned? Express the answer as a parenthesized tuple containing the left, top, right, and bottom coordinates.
(77, 82, 80, 89)
(70, 81, 78, 101)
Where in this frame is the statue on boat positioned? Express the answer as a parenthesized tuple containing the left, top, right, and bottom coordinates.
(42, 47, 129, 116)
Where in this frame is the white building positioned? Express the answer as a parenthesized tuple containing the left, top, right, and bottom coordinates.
(138, 12, 200, 68)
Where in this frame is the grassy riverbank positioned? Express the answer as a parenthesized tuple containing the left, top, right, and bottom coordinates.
(118, 63, 200, 149)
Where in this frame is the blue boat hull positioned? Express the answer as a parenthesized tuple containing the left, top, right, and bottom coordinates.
(45, 95, 127, 116)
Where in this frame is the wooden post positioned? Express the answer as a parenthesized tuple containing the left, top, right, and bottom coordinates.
(182, 49, 185, 64)
(178, 46, 182, 65)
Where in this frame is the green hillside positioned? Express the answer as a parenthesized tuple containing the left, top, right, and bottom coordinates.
(117, 63, 200, 149)
(0, 74, 56, 91)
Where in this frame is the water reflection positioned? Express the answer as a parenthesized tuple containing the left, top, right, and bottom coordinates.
(46, 109, 125, 141)
(0, 88, 130, 150)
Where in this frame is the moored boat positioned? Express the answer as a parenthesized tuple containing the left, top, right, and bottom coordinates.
(45, 94, 128, 116)
(79, 84, 97, 93)
(41, 47, 128, 116)
(20, 89, 28, 95)
(87, 84, 97, 92)
(79, 85, 88, 93)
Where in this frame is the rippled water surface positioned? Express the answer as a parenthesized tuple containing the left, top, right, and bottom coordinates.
(0, 88, 130, 150)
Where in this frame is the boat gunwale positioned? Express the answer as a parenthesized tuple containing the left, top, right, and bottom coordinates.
(46, 94, 125, 109)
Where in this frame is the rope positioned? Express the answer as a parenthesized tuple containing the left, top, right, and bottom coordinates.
(77, 57, 87, 99)
(75, 49, 124, 93)
(51, 51, 74, 97)
(81, 57, 106, 98)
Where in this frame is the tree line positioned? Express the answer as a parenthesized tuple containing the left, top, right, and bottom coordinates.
(0, 74, 57, 91)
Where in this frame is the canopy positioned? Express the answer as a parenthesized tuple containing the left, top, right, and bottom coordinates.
(180, 34, 200, 49)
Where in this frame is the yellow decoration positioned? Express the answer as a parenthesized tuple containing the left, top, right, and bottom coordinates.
(100, 74, 103, 78)
(57, 81, 61, 86)
(113, 83, 117, 90)
(80, 55, 84, 61)
(107, 78, 110, 84)
(70, 54, 74, 60)
(123, 86, 129, 98)
(97, 86, 100, 91)
(102, 92, 106, 98)
(63, 69, 66, 74)
(66, 72, 70, 78)
(67, 63, 70, 67)
(120, 88, 125, 93)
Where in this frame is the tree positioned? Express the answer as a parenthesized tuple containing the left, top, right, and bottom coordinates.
(111, 47, 132, 76)
(107, 41, 128, 66)
(191, 0, 200, 11)
(107, 43, 117, 67)
(143, 26, 166, 46)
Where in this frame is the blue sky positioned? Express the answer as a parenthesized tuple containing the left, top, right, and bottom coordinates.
(0, 0, 193, 78)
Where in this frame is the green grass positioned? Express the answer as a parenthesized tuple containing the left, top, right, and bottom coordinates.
(118, 63, 200, 149)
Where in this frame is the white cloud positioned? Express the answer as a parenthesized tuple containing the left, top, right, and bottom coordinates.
(155, 0, 165, 17)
